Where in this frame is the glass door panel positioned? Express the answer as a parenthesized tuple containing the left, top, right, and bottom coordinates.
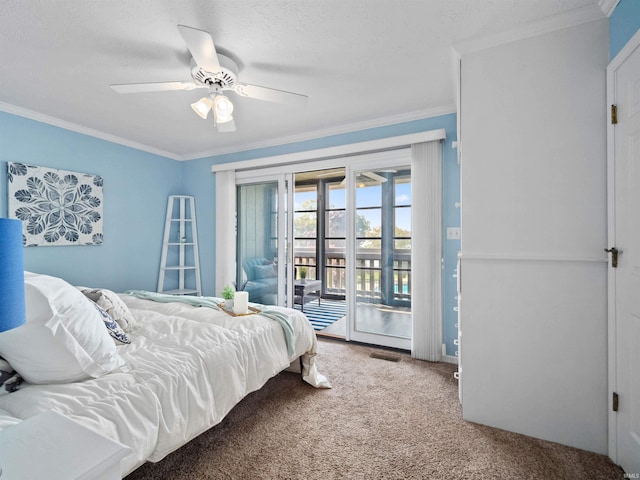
(350, 164, 412, 349)
(236, 180, 285, 307)
(291, 169, 347, 335)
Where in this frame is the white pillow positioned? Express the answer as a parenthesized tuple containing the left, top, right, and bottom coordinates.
(0, 272, 125, 384)
(79, 288, 136, 332)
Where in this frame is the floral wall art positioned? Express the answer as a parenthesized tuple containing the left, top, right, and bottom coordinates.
(7, 162, 103, 247)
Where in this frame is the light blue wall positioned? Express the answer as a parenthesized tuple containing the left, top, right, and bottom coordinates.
(183, 113, 461, 356)
(0, 111, 183, 292)
(180, 155, 217, 297)
(610, 0, 640, 59)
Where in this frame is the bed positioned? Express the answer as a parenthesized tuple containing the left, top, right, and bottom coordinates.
(0, 272, 329, 476)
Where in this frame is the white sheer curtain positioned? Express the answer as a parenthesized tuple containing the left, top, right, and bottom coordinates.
(411, 141, 443, 361)
(214, 169, 236, 296)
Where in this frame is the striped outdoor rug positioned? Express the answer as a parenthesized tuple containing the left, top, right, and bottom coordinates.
(294, 298, 346, 331)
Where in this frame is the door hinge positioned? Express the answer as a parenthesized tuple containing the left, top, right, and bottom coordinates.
(611, 104, 618, 125)
(613, 392, 619, 412)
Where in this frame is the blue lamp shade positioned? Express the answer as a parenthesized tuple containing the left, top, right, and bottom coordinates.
(0, 218, 26, 332)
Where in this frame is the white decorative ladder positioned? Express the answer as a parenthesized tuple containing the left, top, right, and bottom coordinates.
(157, 195, 202, 296)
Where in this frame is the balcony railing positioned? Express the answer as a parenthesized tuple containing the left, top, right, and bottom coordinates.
(294, 248, 411, 305)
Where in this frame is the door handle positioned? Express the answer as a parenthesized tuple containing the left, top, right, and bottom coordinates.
(604, 247, 620, 268)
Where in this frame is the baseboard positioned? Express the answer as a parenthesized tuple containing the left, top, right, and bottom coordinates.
(441, 354, 459, 365)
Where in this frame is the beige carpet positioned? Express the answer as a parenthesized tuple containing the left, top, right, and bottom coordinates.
(125, 338, 624, 479)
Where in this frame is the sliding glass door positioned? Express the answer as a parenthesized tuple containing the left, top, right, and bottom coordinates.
(234, 150, 414, 350)
(347, 153, 412, 350)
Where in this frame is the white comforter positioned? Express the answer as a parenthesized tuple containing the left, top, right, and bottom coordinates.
(0, 295, 329, 476)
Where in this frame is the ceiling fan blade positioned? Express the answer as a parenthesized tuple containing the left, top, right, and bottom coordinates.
(339, 172, 387, 188)
(110, 81, 204, 94)
(232, 83, 308, 106)
(361, 171, 388, 183)
(177, 25, 221, 73)
(216, 119, 236, 133)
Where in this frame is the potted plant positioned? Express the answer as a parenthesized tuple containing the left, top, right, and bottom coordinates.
(221, 285, 235, 309)
(299, 266, 307, 284)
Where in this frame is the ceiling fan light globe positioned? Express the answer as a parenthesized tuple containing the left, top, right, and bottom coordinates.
(213, 94, 233, 118)
(215, 111, 234, 124)
(191, 97, 213, 119)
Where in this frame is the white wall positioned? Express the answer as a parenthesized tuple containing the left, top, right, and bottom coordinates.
(459, 19, 609, 454)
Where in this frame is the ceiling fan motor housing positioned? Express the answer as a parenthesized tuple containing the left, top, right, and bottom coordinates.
(190, 54, 238, 89)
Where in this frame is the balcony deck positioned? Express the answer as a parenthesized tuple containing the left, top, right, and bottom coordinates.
(292, 250, 412, 338)
(294, 296, 411, 339)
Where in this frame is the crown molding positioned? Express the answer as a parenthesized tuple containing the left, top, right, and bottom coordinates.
(452, 4, 607, 55)
(598, 0, 620, 17)
(0, 101, 180, 160)
(179, 104, 456, 161)
(1, 99, 454, 162)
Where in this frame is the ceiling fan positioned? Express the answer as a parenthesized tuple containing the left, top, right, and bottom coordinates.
(110, 25, 308, 133)
(339, 170, 397, 187)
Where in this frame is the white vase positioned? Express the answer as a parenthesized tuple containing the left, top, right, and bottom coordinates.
(224, 299, 234, 310)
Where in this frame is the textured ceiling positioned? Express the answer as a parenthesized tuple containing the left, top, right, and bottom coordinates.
(0, 0, 604, 160)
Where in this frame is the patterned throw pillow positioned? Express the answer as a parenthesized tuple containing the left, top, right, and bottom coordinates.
(80, 288, 136, 332)
(0, 357, 22, 396)
(91, 302, 131, 345)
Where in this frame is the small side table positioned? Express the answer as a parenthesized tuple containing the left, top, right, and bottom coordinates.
(294, 279, 322, 312)
(0, 410, 131, 480)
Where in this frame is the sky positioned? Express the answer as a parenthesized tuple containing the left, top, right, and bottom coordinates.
(294, 176, 412, 233)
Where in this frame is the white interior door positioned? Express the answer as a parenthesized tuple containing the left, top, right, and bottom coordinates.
(608, 34, 640, 475)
